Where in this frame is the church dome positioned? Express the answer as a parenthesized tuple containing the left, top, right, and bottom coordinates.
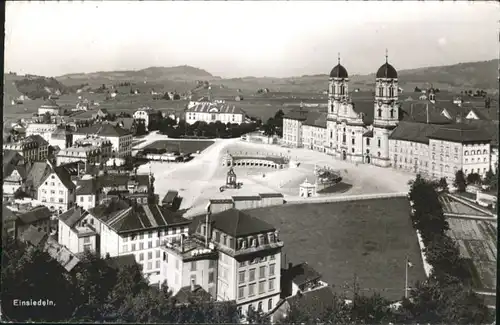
(376, 62, 398, 79)
(330, 64, 349, 79)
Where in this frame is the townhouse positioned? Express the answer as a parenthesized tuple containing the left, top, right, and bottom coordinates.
(3, 135, 49, 162)
(73, 123, 133, 158)
(37, 162, 76, 214)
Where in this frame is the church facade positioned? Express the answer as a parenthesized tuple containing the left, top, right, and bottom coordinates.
(283, 55, 498, 181)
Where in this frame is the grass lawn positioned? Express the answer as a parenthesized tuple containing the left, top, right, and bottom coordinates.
(142, 140, 214, 154)
(245, 197, 427, 301)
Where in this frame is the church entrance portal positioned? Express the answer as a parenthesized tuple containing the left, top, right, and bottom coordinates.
(365, 155, 371, 164)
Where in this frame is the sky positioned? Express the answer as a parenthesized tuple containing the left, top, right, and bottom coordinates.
(5, 1, 499, 78)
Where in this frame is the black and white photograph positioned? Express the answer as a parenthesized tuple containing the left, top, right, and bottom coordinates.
(2, 0, 498, 323)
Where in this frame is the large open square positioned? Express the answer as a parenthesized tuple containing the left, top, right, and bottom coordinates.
(244, 197, 427, 301)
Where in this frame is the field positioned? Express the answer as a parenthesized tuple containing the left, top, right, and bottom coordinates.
(439, 194, 491, 216)
(447, 218, 497, 293)
(142, 140, 215, 154)
(245, 197, 427, 301)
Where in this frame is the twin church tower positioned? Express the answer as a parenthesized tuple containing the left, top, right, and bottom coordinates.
(326, 52, 400, 167)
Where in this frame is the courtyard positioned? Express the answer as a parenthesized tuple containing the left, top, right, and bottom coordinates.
(136, 134, 415, 218)
(245, 197, 427, 301)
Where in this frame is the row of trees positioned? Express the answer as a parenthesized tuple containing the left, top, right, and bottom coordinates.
(262, 109, 284, 137)
(453, 169, 497, 193)
(1, 238, 241, 323)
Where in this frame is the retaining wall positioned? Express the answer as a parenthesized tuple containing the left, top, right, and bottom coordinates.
(285, 192, 407, 205)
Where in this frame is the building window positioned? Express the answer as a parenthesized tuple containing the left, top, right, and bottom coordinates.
(259, 266, 266, 279)
(270, 254, 275, 260)
(378, 138, 381, 148)
(139, 234, 144, 240)
(239, 271, 245, 284)
(139, 253, 144, 261)
(131, 244, 136, 251)
(122, 245, 128, 253)
(139, 243, 144, 250)
(390, 109, 394, 118)
(155, 260, 160, 269)
(351, 138, 355, 145)
(84, 237, 90, 243)
(259, 281, 265, 294)
(249, 268, 256, 282)
(239, 261, 246, 267)
(377, 109, 382, 117)
(268, 299, 273, 311)
(148, 252, 152, 260)
(465, 151, 469, 156)
(80, 197, 84, 202)
(148, 241, 152, 249)
(238, 286, 245, 299)
(156, 250, 160, 258)
(269, 278, 275, 291)
(147, 262, 152, 270)
(209, 271, 214, 283)
(366, 138, 370, 145)
(249, 283, 256, 296)
(191, 261, 197, 271)
(269, 264, 275, 276)
(209, 260, 216, 268)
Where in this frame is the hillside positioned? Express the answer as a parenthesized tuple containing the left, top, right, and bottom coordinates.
(49, 59, 499, 95)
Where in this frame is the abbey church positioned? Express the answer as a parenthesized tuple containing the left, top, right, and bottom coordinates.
(282, 54, 498, 182)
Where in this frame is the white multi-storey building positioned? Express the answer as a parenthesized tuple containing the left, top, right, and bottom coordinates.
(73, 123, 133, 158)
(90, 201, 191, 285)
(26, 123, 58, 143)
(282, 53, 498, 180)
(133, 107, 162, 131)
(37, 162, 76, 214)
(175, 207, 284, 318)
(185, 102, 246, 125)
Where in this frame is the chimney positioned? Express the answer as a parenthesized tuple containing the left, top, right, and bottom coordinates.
(288, 262, 293, 270)
(191, 278, 196, 292)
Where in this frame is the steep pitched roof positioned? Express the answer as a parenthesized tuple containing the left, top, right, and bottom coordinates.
(174, 285, 213, 304)
(75, 123, 131, 137)
(17, 205, 52, 225)
(3, 163, 26, 179)
(389, 121, 441, 144)
(2, 204, 18, 222)
(208, 208, 276, 237)
(58, 206, 88, 228)
(400, 101, 454, 124)
(3, 149, 23, 166)
(284, 262, 322, 287)
(26, 162, 52, 189)
(20, 225, 48, 247)
(92, 203, 190, 234)
(287, 286, 339, 316)
(26, 134, 49, 147)
(284, 108, 309, 121)
(428, 123, 492, 143)
(303, 112, 327, 128)
(76, 178, 98, 195)
(52, 165, 76, 190)
(105, 254, 137, 270)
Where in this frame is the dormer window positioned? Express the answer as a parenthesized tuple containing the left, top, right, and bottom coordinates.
(269, 233, 275, 243)
(241, 240, 247, 249)
(251, 238, 257, 247)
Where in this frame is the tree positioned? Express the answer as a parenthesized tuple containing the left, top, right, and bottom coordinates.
(424, 235, 470, 281)
(414, 86, 421, 92)
(482, 168, 497, 190)
(466, 173, 481, 185)
(135, 121, 147, 136)
(246, 305, 270, 324)
(453, 170, 467, 192)
(437, 177, 448, 192)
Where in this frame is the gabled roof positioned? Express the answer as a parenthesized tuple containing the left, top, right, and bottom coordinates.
(428, 123, 492, 143)
(286, 286, 339, 316)
(284, 108, 308, 121)
(462, 120, 499, 147)
(20, 225, 48, 247)
(185, 102, 245, 115)
(2, 204, 18, 222)
(26, 162, 52, 189)
(174, 285, 213, 304)
(284, 262, 322, 287)
(303, 112, 327, 128)
(76, 178, 98, 195)
(3, 149, 24, 166)
(75, 123, 131, 137)
(42, 165, 76, 190)
(3, 164, 26, 180)
(17, 205, 52, 225)
(97, 174, 149, 188)
(26, 134, 49, 147)
(92, 203, 190, 234)
(105, 254, 137, 270)
(400, 101, 454, 124)
(389, 121, 441, 144)
(208, 208, 276, 237)
(58, 206, 88, 228)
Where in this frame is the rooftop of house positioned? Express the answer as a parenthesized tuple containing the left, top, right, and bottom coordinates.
(185, 102, 246, 115)
(76, 178, 99, 195)
(16, 205, 52, 225)
(58, 206, 89, 229)
(20, 224, 49, 247)
(164, 236, 217, 261)
(98, 173, 150, 188)
(303, 111, 327, 129)
(74, 123, 132, 137)
(389, 121, 442, 144)
(91, 202, 190, 234)
(195, 208, 277, 238)
(2, 204, 18, 222)
(428, 123, 492, 143)
(3, 163, 26, 180)
(286, 286, 339, 317)
(174, 284, 213, 305)
(104, 254, 137, 270)
(162, 190, 179, 204)
(39, 163, 76, 190)
(283, 262, 322, 287)
(3, 149, 24, 166)
(284, 108, 309, 121)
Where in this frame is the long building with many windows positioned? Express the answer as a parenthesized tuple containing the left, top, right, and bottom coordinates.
(283, 54, 498, 181)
